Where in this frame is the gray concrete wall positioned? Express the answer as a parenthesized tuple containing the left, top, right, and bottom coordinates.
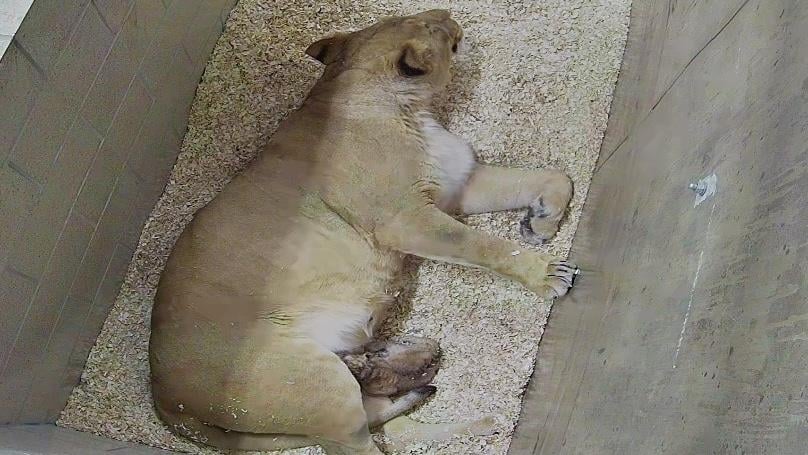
(511, 0, 808, 453)
(0, 0, 237, 424)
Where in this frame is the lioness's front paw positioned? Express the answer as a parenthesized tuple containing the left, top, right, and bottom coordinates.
(520, 196, 562, 245)
(538, 260, 578, 299)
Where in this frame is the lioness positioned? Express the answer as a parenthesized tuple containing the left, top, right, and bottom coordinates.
(150, 9, 577, 454)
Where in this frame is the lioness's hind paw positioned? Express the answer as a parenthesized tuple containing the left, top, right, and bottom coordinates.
(541, 260, 578, 299)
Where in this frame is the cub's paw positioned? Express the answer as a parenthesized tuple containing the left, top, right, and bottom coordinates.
(538, 260, 579, 300)
(520, 196, 563, 245)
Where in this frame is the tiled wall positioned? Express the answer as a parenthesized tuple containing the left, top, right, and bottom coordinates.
(0, 0, 237, 424)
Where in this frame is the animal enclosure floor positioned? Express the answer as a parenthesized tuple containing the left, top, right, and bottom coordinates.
(57, 1, 630, 453)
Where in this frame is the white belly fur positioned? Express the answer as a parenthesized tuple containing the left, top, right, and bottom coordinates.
(420, 114, 477, 210)
(296, 303, 373, 352)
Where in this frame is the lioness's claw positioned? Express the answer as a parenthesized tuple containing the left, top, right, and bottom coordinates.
(541, 260, 577, 299)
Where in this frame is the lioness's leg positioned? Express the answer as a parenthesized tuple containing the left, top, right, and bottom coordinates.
(165, 338, 382, 454)
(458, 164, 573, 244)
(364, 387, 436, 428)
(376, 207, 576, 298)
(364, 393, 496, 450)
(381, 415, 497, 450)
(156, 402, 315, 451)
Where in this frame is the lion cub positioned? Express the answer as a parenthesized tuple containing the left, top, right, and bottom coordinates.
(339, 336, 441, 397)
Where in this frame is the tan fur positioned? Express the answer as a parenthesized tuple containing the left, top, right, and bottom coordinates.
(149, 9, 575, 454)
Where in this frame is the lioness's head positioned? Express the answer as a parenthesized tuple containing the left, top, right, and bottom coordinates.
(306, 9, 462, 96)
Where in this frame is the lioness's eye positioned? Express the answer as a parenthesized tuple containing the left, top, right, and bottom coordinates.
(451, 43, 458, 53)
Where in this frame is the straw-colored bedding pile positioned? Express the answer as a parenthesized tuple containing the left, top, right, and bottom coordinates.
(57, 1, 631, 453)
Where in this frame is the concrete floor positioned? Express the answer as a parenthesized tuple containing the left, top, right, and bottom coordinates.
(510, 0, 808, 453)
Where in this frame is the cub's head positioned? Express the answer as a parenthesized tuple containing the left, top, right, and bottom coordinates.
(305, 9, 462, 96)
(340, 336, 441, 396)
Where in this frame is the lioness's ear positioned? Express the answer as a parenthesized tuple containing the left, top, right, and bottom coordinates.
(305, 33, 349, 64)
(398, 40, 433, 77)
